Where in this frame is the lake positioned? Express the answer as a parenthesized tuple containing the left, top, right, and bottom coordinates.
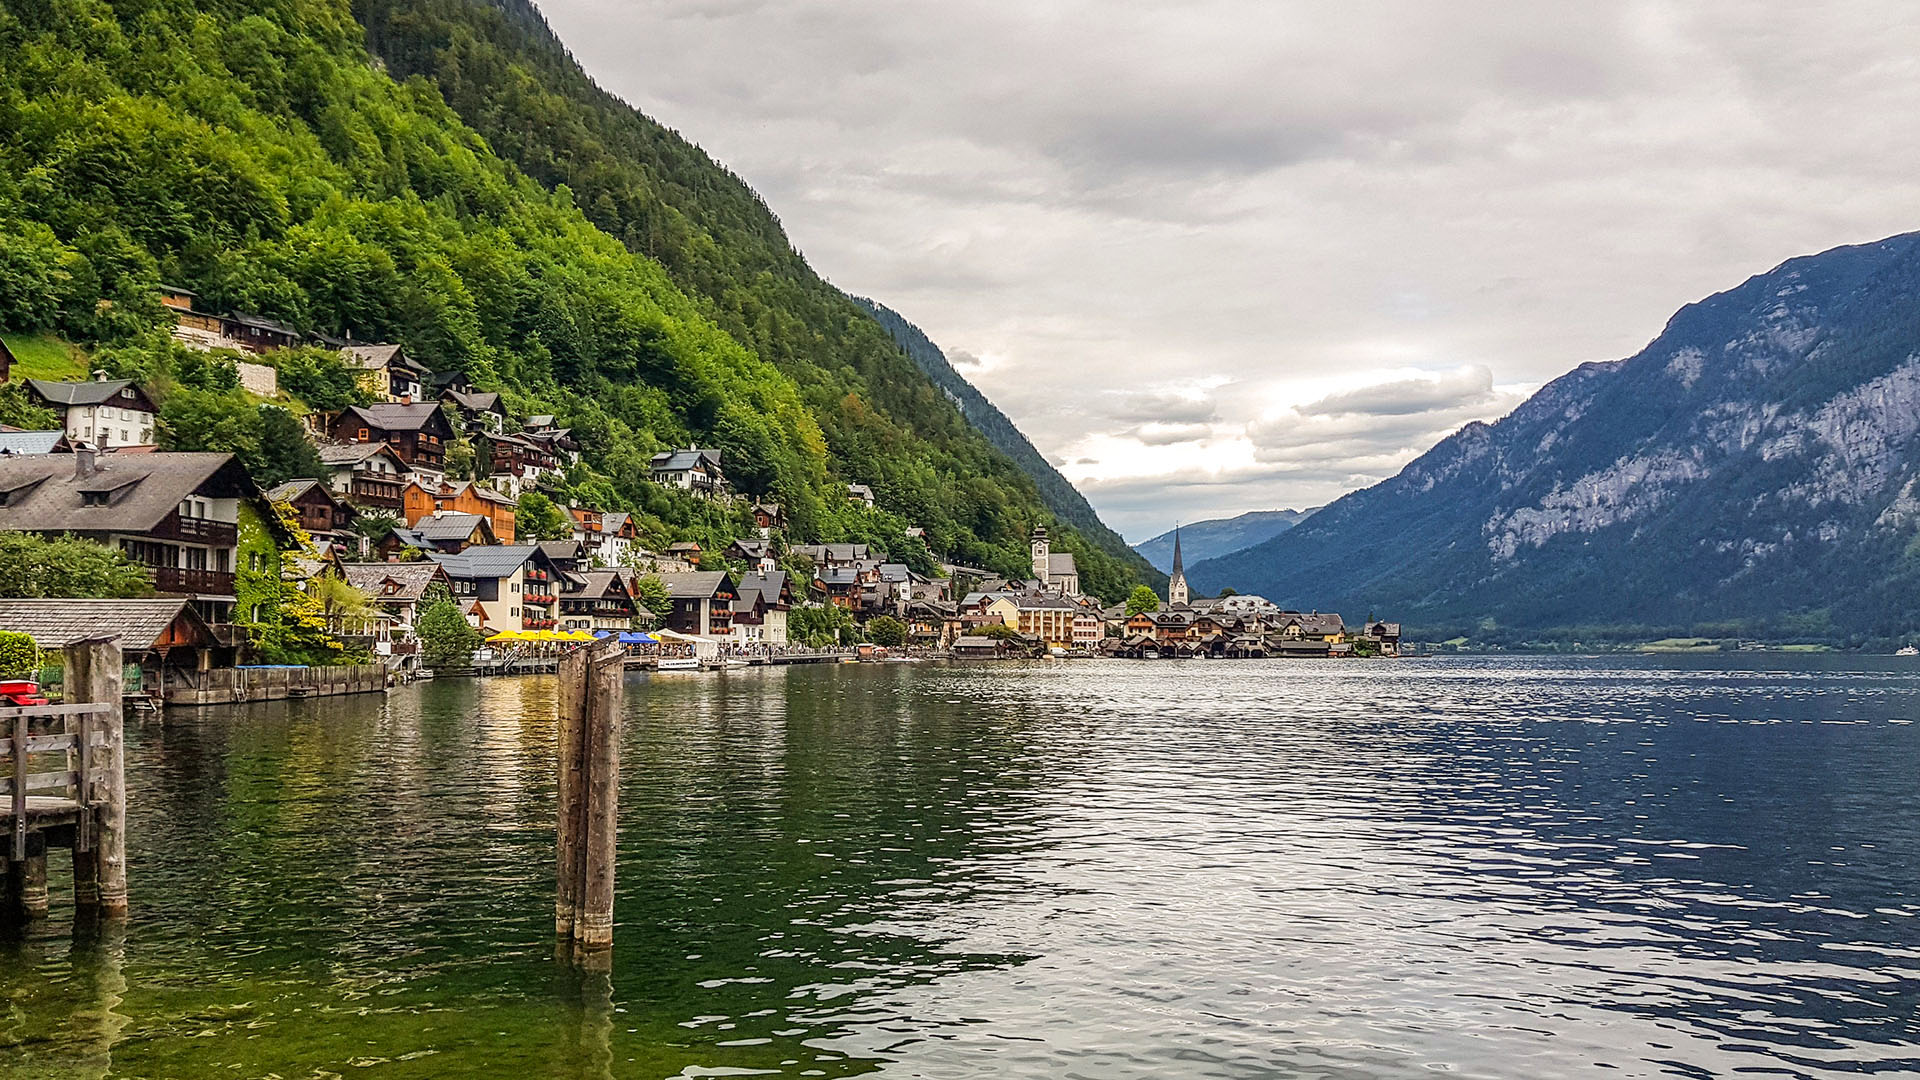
(3, 656, 1918, 1078)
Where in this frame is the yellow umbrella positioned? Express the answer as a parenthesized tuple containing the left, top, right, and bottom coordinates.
(486, 630, 522, 643)
(563, 629, 598, 641)
(536, 629, 571, 642)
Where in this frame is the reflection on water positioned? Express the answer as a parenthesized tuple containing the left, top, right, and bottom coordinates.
(3, 656, 1919, 1077)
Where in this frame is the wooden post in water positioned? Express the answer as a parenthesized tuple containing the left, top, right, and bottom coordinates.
(65, 638, 126, 916)
(556, 639, 624, 956)
(554, 646, 589, 940)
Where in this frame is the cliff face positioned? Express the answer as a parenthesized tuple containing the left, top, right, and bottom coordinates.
(1189, 231, 1920, 642)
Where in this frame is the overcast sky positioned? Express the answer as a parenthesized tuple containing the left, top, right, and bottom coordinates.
(537, 0, 1920, 540)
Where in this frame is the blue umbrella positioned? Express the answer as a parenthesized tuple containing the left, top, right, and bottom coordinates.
(593, 629, 614, 638)
(619, 632, 654, 644)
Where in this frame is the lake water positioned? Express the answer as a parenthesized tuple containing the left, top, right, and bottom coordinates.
(3, 656, 1919, 1078)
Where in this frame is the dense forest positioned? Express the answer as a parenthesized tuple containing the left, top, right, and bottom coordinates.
(0, 0, 1151, 600)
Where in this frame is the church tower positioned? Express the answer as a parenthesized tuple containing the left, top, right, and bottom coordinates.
(1031, 524, 1050, 585)
(1167, 525, 1189, 607)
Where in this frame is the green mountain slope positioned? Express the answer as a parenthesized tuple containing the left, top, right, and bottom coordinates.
(0, 0, 1150, 600)
(350, 0, 1149, 599)
(1133, 510, 1315, 573)
(855, 298, 1164, 590)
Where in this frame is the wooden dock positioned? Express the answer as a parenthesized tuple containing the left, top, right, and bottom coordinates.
(2, 639, 127, 923)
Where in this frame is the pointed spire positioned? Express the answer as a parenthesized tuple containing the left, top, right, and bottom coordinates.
(1170, 524, 1183, 575)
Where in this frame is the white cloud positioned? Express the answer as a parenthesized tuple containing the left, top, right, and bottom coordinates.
(538, 0, 1920, 538)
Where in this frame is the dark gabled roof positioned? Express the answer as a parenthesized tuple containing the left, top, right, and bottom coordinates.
(25, 378, 154, 410)
(230, 311, 299, 336)
(0, 597, 215, 652)
(658, 571, 733, 599)
(539, 539, 584, 562)
(429, 544, 548, 580)
(817, 566, 859, 586)
(737, 570, 790, 608)
(342, 343, 430, 374)
(443, 389, 502, 413)
(414, 512, 492, 542)
(0, 452, 258, 533)
(649, 448, 722, 472)
(0, 430, 66, 455)
(567, 569, 630, 601)
(876, 563, 911, 582)
(317, 442, 410, 469)
(340, 561, 449, 602)
(343, 403, 451, 435)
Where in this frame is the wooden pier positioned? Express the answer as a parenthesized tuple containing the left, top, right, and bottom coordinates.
(1, 639, 127, 923)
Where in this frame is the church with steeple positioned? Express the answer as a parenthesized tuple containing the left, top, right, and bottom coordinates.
(1167, 525, 1189, 607)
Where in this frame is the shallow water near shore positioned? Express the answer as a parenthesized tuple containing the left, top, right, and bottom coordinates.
(3, 655, 1919, 1078)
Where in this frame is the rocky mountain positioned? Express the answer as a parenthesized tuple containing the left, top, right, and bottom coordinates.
(856, 299, 1165, 590)
(1133, 509, 1316, 573)
(1189, 231, 1920, 644)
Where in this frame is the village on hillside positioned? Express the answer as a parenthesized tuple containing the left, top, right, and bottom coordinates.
(0, 286, 1398, 705)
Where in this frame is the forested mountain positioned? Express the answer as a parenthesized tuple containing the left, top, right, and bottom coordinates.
(857, 299, 1164, 589)
(345, 0, 1149, 599)
(1191, 232, 1920, 645)
(0, 0, 1151, 600)
(1133, 509, 1315, 573)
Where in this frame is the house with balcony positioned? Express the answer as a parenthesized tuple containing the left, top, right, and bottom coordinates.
(428, 545, 561, 633)
(401, 478, 517, 543)
(326, 403, 453, 479)
(442, 388, 505, 433)
(266, 478, 360, 555)
(657, 571, 737, 636)
(569, 508, 637, 566)
(340, 561, 453, 644)
(409, 510, 496, 553)
(341, 343, 433, 403)
(731, 570, 792, 645)
(476, 429, 560, 496)
(25, 376, 158, 448)
(0, 449, 286, 629)
(318, 442, 412, 512)
(559, 569, 637, 633)
(649, 448, 726, 499)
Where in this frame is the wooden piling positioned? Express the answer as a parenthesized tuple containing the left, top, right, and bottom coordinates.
(576, 645, 623, 951)
(18, 835, 48, 918)
(66, 638, 126, 915)
(554, 646, 589, 939)
(556, 640, 623, 955)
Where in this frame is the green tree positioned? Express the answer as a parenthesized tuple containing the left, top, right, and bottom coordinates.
(418, 599, 482, 668)
(274, 346, 370, 410)
(445, 436, 476, 481)
(0, 533, 152, 598)
(310, 574, 373, 636)
(1126, 584, 1160, 617)
(790, 603, 855, 646)
(630, 575, 670, 626)
(516, 491, 570, 541)
(866, 615, 907, 647)
(253, 405, 324, 487)
(0, 631, 42, 680)
(0, 383, 60, 430)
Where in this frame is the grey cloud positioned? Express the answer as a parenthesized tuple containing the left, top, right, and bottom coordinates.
(1299, 366, 1497, 417)
(1100, 390, 1219, 425)
(1127, 422, 1214, 446)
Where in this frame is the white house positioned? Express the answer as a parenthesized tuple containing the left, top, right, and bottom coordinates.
(25, 377, 157, 448)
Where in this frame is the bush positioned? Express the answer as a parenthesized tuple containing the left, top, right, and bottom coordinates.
(866, 615, 907, 647)
(0, 533, 152, 598)
(419, 599, 482, 668)
(0, 631, 41, 680)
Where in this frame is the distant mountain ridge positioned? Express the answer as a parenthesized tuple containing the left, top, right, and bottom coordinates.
(856, 299, 1166, 590)
(1190, 231, 1920, 645)
(1133, 509, 1316, 572)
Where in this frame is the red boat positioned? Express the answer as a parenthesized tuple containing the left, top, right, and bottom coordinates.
(0, 679, 49, 707)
